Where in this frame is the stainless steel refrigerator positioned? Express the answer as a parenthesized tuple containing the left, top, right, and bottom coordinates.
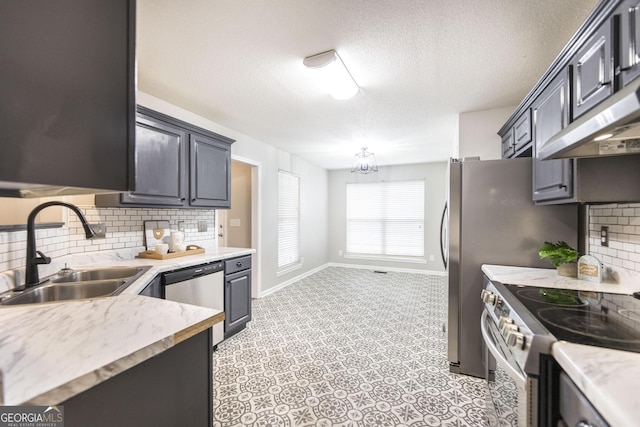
(441, 157, 577, 378)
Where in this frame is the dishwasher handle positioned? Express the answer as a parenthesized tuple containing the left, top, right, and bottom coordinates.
(163, 261, 224, 285)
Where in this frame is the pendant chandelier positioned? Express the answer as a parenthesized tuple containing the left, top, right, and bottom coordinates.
(351, 147, 378, 174)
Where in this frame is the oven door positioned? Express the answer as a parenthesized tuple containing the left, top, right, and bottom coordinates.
(481, 310, 531, 426)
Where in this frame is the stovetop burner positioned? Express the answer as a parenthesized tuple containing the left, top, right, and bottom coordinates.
(505, 284, 640, 353)
(538, 307, 640, 344)
(516, 288, 588, 307)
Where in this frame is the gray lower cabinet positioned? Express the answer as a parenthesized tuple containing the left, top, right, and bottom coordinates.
(224, 255, 252, 338)
(532, 69, 575, 204)
(96, 107, 234, 209)
(62, 328, 212, 427)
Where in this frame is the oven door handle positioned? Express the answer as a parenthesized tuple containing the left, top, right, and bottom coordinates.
(481, 310, 526, 385)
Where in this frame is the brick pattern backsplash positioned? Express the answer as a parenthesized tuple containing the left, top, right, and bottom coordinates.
(589, 203, 640, 272)
(0, 205, 216, 273)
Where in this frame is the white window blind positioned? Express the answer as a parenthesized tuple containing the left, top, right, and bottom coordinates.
(278, 171, 300, 269)
(346, 180, 425, 257)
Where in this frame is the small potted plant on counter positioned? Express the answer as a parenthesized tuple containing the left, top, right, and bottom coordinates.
(538, 241, 579, 277)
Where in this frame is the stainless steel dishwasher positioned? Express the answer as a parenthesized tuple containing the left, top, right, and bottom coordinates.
(162, 261, 224, 348)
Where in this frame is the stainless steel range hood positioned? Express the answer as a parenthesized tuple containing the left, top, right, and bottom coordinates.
(539, 78, 640, 160)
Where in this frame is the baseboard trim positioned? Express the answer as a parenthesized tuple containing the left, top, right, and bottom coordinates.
(327, 262, 447, 276)
(258, 263, 330, 298)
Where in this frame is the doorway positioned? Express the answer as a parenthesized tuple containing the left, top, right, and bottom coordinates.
(218, 156, 261, 297)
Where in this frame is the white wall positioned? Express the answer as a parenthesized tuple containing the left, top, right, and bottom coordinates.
(328, 162, 447, 272)
(138, 92, 328, 294)
(458, 106, 515, 160)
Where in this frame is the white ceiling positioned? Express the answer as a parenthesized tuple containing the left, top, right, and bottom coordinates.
(137, 0, 599, 170)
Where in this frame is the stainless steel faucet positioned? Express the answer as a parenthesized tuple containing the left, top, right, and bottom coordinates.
(23, 202, 96, 289)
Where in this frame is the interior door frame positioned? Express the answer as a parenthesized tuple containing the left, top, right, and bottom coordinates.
(229, 155, 262, 299)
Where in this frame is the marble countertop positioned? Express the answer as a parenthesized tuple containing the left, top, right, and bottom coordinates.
(553, 342, 640, 427)
(0, 246, 254, 406)
(0, 294, 224, 405)
(482, 264, 640, 295)
(483, 264, 640, 426)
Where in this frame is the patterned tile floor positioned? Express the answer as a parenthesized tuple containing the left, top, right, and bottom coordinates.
(213, 267, 487, 426)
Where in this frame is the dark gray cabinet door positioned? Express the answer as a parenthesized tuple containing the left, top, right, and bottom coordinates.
(501, 127, 515, 158)
(513, 109, 532, 153)
(571, 18, 614, 119)
(620, 0, 640, 86)
(532, 70, 575, 203)
(0, 0, 135, 195)
(189, 133, 231, 208)
(224, 268, 251, 338)
(121, 115, 188, 206)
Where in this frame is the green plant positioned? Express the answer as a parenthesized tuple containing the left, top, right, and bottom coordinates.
(538, 241, 579, 267)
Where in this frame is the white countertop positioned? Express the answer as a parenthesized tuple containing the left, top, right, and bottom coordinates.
(482, 264, 640, 295)
(483, 264, 640, 426)
(553, 342, 640, 427)
(0, 246, 253, 405)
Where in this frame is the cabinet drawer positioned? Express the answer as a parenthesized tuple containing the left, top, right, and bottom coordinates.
(225, 255, 251, 274)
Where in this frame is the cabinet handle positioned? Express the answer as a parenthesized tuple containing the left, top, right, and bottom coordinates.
(236, 262, 242, 267)
(192, 198, 196, 202)
(180, 198, 186, 202)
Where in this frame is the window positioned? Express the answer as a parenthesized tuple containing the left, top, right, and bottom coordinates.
(346, 180, 425, 258)
(278, 170, 300, 270)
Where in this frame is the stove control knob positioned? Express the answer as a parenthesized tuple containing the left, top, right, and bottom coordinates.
(501, 323, 519, 337)
(498, 316, 514, 330)
(506, 331, 525, 349)
(480, 289, 497, 305)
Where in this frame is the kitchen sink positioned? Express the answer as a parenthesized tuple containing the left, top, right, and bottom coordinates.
(50, 267, 144, 283)
(0, 266, 150, 306)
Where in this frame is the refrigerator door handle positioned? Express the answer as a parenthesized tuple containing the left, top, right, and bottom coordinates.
(440, 202, 448, 269)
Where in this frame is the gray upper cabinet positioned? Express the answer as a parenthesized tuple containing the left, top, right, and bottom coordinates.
(189, 134, 231, 208)
(513, 109, 533, 153)
(96, 107, 234, 209)
(499, 109, 532, 158)
(0, 0, 135, 198)
(571, 18, 615, 119)
(501, 128, 515, 158)
(619, 0, 640, 86)
(532, 70, 575, 204)
(120, 115, 188, 207)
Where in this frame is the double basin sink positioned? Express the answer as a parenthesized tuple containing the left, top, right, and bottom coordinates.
(0, 266, 150, 306)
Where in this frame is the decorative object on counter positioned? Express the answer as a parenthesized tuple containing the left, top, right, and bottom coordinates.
(169, 230, 185, 252)
(577, 255, 604, 283)
(351, 147, 379, 174)
(138, 245, 205, 260)
(154, 243, 169, 255)
(143, 220, 171, 250)
(538, 241, 579, 277)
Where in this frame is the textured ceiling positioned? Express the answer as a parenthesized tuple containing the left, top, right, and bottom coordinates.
(137, 0, 599, 169)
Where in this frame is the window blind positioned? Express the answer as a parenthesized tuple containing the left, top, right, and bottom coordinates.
(278, 171, 300, 269)
(346, 180, 425, 257)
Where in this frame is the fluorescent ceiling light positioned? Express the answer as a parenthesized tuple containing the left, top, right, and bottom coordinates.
(303, 50, 360, 100)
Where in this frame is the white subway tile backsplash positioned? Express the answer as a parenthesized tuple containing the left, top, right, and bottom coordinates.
(0, 204, 217, 273)
(590, 203, 640, 273)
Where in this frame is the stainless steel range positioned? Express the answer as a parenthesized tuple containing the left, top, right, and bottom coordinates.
(481, 275, 640, 426)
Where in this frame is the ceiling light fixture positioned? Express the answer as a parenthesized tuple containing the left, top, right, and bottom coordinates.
(303, 50, 360, 100)
(351, 147, 378, 174)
